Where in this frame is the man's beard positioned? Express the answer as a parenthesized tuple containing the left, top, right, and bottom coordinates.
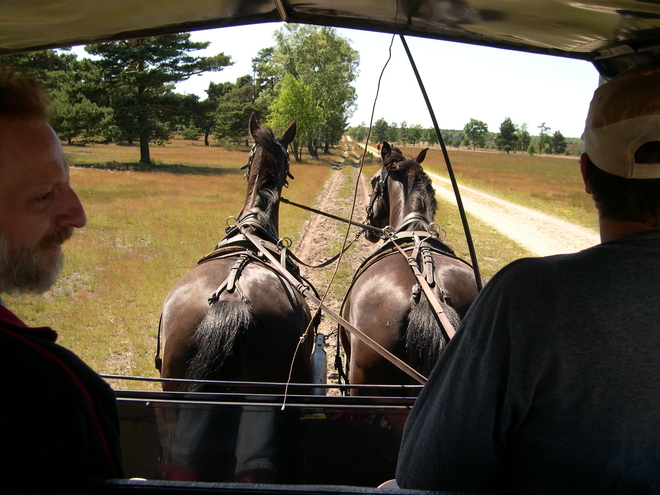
(0, 228, 73, 295)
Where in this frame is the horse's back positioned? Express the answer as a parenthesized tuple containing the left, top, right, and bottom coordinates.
(160, 257, 313, 389)
(340, 249, 478, 391)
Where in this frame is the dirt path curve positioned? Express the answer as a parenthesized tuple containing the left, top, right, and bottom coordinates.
(353, 140, 600, 256)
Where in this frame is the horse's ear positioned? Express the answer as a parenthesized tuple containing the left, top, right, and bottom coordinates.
(381, 141, 391, 160)
(280, 119, 297, 148)
(416, 148, 429, 164)
(249, 113, 260, 140)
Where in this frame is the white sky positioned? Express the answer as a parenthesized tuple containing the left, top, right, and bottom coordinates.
(76, 22, 602, 139)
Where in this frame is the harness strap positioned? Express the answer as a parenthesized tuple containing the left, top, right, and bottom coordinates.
(388, 232, 456, 340)
(226, 254, 249, 293)
(421, 245, 435, 286)
(237, 223, 427, 385)
(394, 212, 430, 234)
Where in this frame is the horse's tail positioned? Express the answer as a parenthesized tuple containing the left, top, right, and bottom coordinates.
(405, 297, 461, 378)
(183, 300, 255, 392)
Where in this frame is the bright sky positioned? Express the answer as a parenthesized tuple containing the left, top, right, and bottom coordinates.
(77, 22, 602, 139)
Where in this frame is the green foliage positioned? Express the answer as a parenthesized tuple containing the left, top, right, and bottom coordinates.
(552, 130, 567, 155)
(399, 121, 408, 144)
(268, 74, 321, 161)
(1, 50, 113, 143)
(527, 143, 537, 155)
(181, 125, 201, 140)
(537, 122, 552, 155)
(213, 75, 267, 144)
(406, 124, 424, 145)
(268, 24, 359, 158)
(51, 93, 112, 144)
(372, 118, 389, 143)
(85, 33, 231, 163)
(464, 118, 489, 150)
(347, 122, 367, 142)
(495, 117, 518, 154)
(518, 123, 531, 154)
(426, 128, 439, 146)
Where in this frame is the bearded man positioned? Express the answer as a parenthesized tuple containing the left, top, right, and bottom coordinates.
(0, 71, 123, 479)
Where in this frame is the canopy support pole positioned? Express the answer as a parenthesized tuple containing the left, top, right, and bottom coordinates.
(399, 34, 483, 292)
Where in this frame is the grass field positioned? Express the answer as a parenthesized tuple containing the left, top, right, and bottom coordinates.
(4, 137, 595, 387)
(411, 146, 599, 231)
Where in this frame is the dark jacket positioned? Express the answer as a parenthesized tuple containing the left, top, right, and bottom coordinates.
(0, 305, 124, 479)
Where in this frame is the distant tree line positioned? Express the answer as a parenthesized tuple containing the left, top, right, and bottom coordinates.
(347, 117, 572, 156)
(1, 25, 359, 164)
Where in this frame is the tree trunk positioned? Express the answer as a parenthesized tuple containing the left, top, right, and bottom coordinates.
(292, 141, 302, 162)
(204, 130, 210, 146)
(324, 129, 330, 154)
(307, 136, 319, 159)
(139, 130, 151, 164)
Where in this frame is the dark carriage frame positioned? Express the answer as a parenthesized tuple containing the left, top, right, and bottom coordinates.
(5, 1, 660, 493)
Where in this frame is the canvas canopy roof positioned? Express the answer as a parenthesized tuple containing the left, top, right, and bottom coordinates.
(1, 0, 660, 78)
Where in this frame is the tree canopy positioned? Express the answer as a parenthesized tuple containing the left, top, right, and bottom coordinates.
(495, 117, 517, 154)
(464, 118, 489, 150)
(267, 24, 359, 160)
(85, 33, 231, 163)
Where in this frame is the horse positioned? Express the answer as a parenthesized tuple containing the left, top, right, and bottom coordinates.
(339, 141, 478, 405)
(155, 114, 318, 482)
(158, 113, 315, 395)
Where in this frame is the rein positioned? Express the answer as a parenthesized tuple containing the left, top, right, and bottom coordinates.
(281, 197, 384, 235)
(279, 197, 384, 269)
(234, 220, 427, 385)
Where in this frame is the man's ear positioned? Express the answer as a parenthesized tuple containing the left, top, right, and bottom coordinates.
(580, 153, 592, 194)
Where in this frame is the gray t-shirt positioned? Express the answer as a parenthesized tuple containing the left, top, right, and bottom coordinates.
(396, 229, 660, 493)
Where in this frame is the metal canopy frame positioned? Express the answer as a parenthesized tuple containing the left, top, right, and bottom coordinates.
(2, 1, 660, 77)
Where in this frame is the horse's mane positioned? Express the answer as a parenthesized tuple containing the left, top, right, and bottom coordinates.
(242, 124, 286, 237)
(383, 147, 437, 226)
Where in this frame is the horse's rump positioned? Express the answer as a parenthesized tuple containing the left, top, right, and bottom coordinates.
(340, 246, 474, 387)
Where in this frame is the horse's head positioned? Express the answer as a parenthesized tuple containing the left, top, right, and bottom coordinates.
(238, 113, 296, 236)
(365, 141, 433, 242)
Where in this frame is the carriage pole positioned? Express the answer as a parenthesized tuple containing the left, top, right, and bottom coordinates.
(399, 34, 483, 292)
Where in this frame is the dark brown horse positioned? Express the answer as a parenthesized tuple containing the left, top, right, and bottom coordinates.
(339, 141, 478, 401)
(158, 114, 314, 394)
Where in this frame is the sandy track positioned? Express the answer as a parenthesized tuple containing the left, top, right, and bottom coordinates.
(293, 141, 375, 389)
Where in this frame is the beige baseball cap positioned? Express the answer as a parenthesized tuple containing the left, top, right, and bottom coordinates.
(583, 65, 660, 178)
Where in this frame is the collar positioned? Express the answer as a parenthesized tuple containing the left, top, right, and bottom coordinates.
(0, 305, 58, 342)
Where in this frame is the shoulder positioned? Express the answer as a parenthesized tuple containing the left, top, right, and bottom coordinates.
(469, 254, 570, 307)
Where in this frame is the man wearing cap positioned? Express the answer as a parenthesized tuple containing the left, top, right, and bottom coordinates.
(0, 71, 123, 479)
(396, 64, 660, 493)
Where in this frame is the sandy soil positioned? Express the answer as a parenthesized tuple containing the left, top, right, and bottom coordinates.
(293, 140, 375, 391)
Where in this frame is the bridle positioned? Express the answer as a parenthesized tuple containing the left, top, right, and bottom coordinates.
(366, 161, 430, 235)
(241, 139, 294, 187)
(365, 166, 390, 229)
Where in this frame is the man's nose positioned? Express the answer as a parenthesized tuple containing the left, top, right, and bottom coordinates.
(56, 185, 87, 229)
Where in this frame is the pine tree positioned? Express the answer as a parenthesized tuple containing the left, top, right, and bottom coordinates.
(85, 33, 231, 163)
